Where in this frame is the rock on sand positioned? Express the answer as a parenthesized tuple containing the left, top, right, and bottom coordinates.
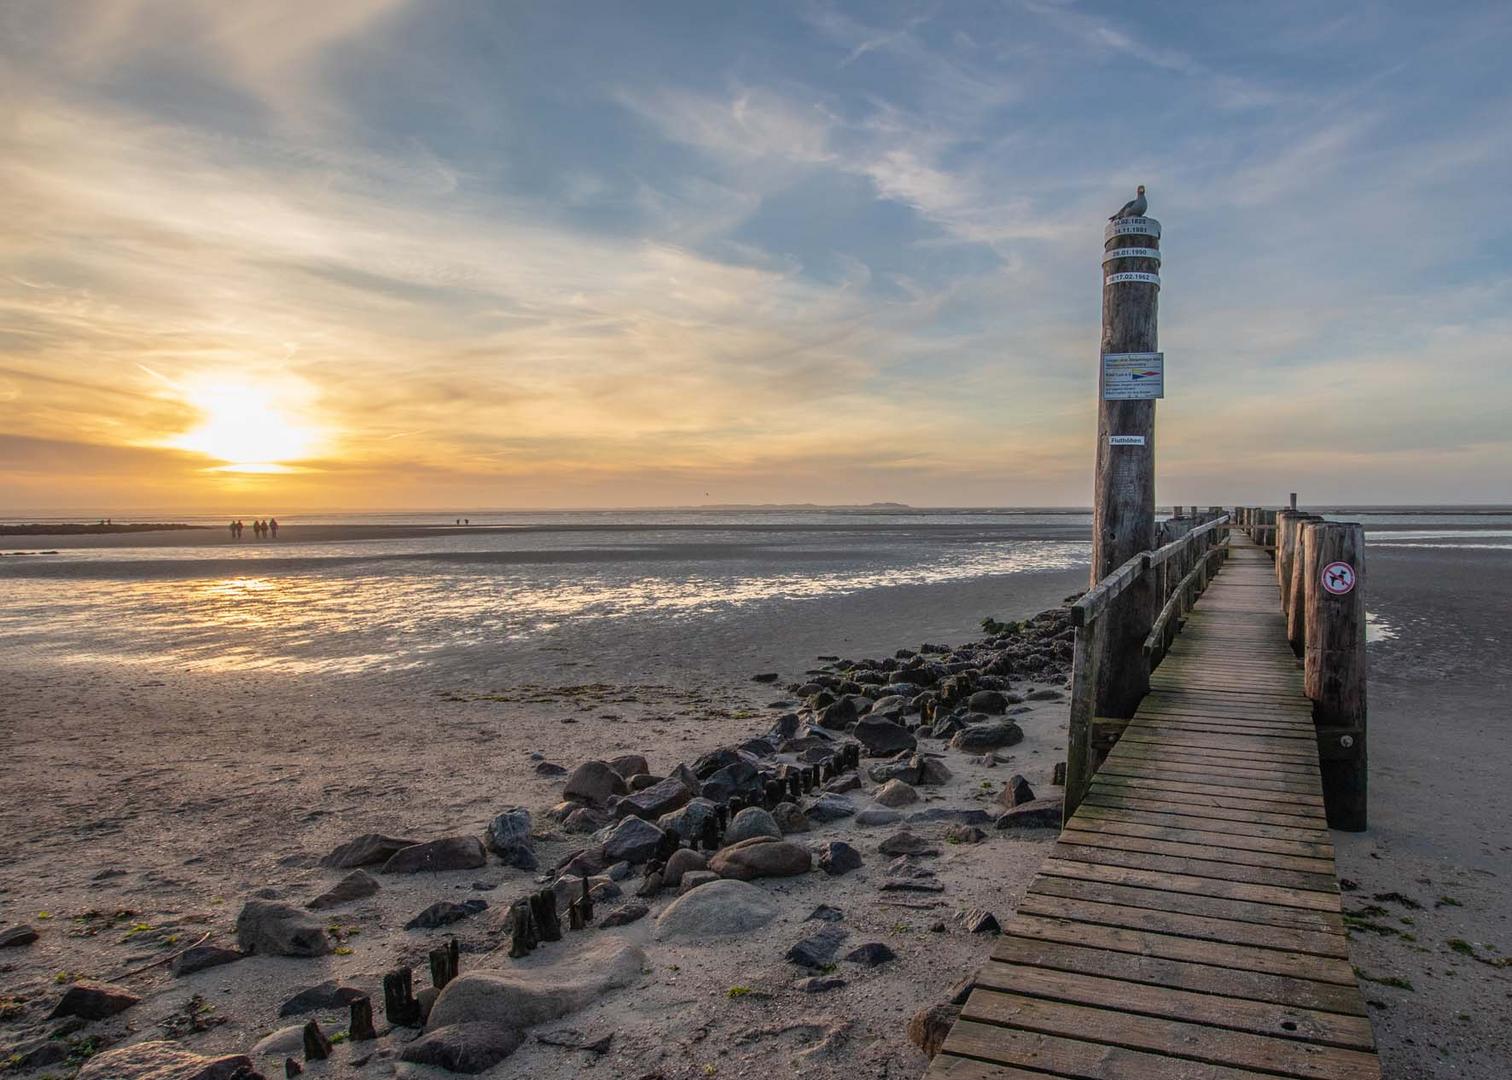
(426, 936, 645, 1031)
(653, 879, 780, 940)
(78, 1042, 256, 1080)
(235, 899, 331, 957)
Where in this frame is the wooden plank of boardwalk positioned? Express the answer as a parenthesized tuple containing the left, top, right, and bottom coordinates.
(924, 533, 1380, 1079)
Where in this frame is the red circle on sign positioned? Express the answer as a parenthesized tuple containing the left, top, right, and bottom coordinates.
(1320, 561, 1356, 596)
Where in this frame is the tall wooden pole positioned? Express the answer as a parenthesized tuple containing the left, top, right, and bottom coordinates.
(1091, 213, 1161, 717)
(1303, 521, 1367, 830)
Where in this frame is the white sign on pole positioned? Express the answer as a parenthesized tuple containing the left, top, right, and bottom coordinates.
(1104, 217, 1161, 240)
(1102, 247, 1161, 264)
(1105, 271, 1160, 287)
(1102, 352, 1164, 401)
(1108, 435, 1146, 446)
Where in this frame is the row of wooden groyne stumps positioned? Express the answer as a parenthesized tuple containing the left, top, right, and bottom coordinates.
(280, 743, 866, 1077)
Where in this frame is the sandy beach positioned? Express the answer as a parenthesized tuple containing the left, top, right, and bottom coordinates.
(2, 516, 1509, 1078)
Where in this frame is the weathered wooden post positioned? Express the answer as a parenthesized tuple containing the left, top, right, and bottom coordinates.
(1303, 522, 1367, 830)
(1063, 607, 1102, 819)
(1275, 510, 1298, 605)
(1288, 516, 1323, 657)
(1091, 208, 1162, 717)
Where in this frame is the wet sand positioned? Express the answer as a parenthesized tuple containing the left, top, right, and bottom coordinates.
(1331, 544, 1512, 1076)
(2, 535, 1509, 1078)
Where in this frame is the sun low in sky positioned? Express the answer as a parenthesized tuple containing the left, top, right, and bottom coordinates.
(2, 1, 1511, 511)
(162, 376, 323, 475)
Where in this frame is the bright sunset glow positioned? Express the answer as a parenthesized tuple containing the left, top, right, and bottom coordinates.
(1, 3, 1510, 511)
(169, 381, 320, 471)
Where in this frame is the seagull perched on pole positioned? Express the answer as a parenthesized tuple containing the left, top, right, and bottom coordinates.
(1109, 185, 1147, 221)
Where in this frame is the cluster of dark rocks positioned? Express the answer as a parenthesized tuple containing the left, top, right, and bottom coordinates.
(788, 606, 1074, 759)
(0, 612, 1077, 1079)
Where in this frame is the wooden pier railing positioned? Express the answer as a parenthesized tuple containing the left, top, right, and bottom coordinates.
(923, 508, 1378, 1080)
(1063, 512, 1231, 820)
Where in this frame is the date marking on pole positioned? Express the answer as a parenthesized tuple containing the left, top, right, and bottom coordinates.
(1108, 435, 1146, 446)
(1102, 247, 1161, 264)
(1321, 561, 1357, 596)
(1105, 271, 1160, 287)
(1102, 352, 1164, 400)
(1104, 216, 1161, 240)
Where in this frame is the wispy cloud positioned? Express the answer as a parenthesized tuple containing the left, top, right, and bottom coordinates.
(1, 0, 1510, 509)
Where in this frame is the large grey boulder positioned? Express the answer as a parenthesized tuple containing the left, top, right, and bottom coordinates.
(250, 1025, 306, 1057)
(563, 761, 627, 805)
(607, 754, 650, 779)
(708, 836, 812, 881)
(48, 980, 140, 1020)
(854, 717, 916, 757)
(996, 797, 1063, 828)
(319, 832, 421, 869)
(401, 1022, 525, 1073)
(786, 925, 849, 969)
(815, 840, 863, 876)
(600, 817, 665, 864)
(996, 774, 1036, 809)
(854, 805, 903, 827)
(278, 980, 367, 1017)
(427, 936, 645, 1030)
(549, 874, 618, 913)
(967, 689, 1009, 714)
(805, 793, 856, 823)
(383, 836, 487, 874)
(1, 925, 39, 948)
(663, 848, 707, 888)
(307, 870, 379, 910)
(653, 879, 780, 941)
(615, 777, 691, 821)
(874, 779, 919, 807)
(171, 945, 245, 977)
(724, 807, 782, 846)
(657, 797, 718, 842)
(699, 760, 762, 803)
(771, 802, 810, 834)
(235, 900, 331, 957)
(950, 720, 1023, 752)
(485, 808, 538, 870)
(78, 1041, 255, 1080)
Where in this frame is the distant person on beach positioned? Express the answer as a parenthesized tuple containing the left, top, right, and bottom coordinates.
(269, 518, 278, 538)
(228, 520, 237, 538)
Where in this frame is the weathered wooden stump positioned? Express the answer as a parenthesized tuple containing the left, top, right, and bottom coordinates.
(349, 996, 377, 1041)
(302, 1020, 332, 1061)
(382, 967, 421, 1028)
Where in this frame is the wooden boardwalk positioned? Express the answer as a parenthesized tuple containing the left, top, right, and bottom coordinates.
(926, 534, 1381, 1079)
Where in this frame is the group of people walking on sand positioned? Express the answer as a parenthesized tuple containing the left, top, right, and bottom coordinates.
(228, 518, 278, 540)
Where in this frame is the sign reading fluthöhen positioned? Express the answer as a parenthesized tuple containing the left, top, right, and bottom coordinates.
(1102, 352, 1164, 401)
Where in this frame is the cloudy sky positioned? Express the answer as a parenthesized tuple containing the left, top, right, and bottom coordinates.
(2, 1, 1510, 511)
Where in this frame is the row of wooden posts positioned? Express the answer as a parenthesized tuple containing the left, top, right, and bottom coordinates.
(1064, 500, 1368, 831)
(1235, 502, 1368, 830)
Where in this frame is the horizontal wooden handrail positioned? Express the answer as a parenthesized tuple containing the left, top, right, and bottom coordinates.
(1147, 514, 1230, 568)
(1072, 513, 1231, 627)
(1070, 551, 1147, 626)
(1142, 544, 1224, 656)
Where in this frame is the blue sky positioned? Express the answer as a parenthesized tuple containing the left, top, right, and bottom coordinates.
(2, 0, 1510, 509)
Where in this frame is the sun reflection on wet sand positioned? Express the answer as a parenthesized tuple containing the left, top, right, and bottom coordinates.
(0, 538, 1090, 674)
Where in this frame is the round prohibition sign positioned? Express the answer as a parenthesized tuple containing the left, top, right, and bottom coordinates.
(1320, 561, 1356, 596)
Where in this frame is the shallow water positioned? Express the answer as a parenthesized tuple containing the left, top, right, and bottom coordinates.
(0, 511, 1092, 674)
(4, 506, 1502, 675)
